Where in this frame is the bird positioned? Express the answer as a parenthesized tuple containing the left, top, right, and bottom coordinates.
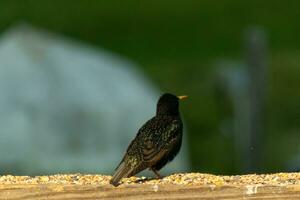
(110, 93, 187, 186)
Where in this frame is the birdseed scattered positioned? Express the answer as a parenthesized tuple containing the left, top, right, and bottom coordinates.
(0, 173, 299, 186)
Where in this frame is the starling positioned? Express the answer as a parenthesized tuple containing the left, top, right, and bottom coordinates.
(110, 93, 187, 186)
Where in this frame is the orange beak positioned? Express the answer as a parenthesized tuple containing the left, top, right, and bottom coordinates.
(177, 95, 188, 100)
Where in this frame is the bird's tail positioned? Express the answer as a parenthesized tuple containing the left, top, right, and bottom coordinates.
(110, 161, 133, 187)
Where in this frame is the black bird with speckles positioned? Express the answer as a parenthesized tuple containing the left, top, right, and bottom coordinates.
(110, 93, 187, 186)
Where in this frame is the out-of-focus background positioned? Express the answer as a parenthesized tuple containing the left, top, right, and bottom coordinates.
(0, 1, 299, 176)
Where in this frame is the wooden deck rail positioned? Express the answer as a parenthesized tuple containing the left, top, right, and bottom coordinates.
(0, 173, 299, 199)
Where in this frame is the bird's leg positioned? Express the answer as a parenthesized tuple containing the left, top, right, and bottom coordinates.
(151, 168, 162, 179)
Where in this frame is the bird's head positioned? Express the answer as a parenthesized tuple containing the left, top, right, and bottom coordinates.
(156, 93, 187, 116)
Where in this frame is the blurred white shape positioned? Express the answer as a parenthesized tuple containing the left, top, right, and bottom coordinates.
(0, 24, 189, 175)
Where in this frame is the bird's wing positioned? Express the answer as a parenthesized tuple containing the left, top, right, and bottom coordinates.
(112, 118, 157, 171)
(137, 118, 182, 164)
(112, 117, 181, 182)
(125, 119, 181, 178)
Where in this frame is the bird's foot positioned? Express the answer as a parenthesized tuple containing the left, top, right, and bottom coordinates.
(151, 168, 163, 179)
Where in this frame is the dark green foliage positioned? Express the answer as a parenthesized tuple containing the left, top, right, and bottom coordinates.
(0, 1, 299, 174)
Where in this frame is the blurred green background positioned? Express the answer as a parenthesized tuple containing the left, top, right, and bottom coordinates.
(0, 0, 299, 174)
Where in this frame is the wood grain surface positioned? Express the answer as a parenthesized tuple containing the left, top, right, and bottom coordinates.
(1, 173, 300, 200)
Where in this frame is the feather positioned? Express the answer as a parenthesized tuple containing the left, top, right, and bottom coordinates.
(110, 162, 133, 187)
(110, 93, 185, 186)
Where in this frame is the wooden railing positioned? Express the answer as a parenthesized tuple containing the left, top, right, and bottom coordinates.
(0, 173, 299, 199)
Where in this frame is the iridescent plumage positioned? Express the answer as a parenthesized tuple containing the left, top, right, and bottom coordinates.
(110, 93, 186, 186)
